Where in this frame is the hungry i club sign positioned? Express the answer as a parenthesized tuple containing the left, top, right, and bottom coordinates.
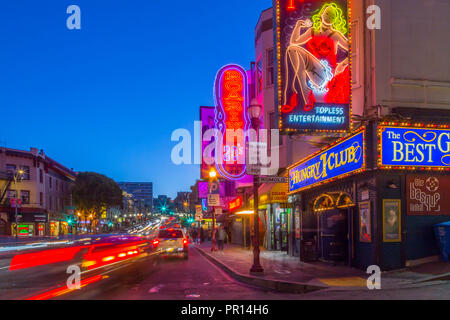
(288, 128, 365, 193)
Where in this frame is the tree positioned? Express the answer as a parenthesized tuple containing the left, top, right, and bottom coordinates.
(72, 172, 123, 233)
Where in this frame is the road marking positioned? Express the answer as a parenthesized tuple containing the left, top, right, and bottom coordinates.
(274, 270, 291, 275)
(185, 294, 200, 298)
(0, 266, 10, 270)
(148, 284, 164, 293)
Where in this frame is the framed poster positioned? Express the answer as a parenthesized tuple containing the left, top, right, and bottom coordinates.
(383, 199, 401, 242)
(358, 201, 371, 243)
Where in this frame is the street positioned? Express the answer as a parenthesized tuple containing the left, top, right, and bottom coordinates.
(62, 247, 450, 301)
(1, 0, 450, 306)
(1, 232, 448, 301)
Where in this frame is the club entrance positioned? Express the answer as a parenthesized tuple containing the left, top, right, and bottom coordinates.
(313, 192, 355, 263)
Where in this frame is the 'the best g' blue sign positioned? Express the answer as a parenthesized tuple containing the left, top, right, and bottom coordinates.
(289, 130, 365, 193)
(380, 127, 450, 168)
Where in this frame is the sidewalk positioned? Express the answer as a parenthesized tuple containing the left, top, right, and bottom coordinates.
(194, 242, 450, 293)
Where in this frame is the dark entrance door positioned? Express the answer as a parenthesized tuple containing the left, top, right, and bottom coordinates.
(0, 219, 6, 235)
(273, 209, 288, 251)
(318, 209, 348, 262)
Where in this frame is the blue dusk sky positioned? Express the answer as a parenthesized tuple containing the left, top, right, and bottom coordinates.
(0, 0, 272, 198)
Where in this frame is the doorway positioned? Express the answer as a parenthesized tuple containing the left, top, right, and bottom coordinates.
(317, 209, 348, 262)
(0, 219, 6, 235)
(273, 207, 288, 251)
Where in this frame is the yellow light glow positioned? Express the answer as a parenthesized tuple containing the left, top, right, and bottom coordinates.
(102, 256, 115, 262)
(235, 210, 254, 215)
(209, 169, 217, 178)
(81, 260, 96, 268)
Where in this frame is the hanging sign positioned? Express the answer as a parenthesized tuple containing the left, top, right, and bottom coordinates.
(214, 64, 250, 180)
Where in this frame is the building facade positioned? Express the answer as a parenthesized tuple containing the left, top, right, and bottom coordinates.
(275, 0, 450, 270)
(118, 182, 153, 213)
(0, 147, 76, 236)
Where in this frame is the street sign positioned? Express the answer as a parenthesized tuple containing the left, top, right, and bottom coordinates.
(208, 181, 220, 194)
(214, 207, 222, 216)
(208, 194, 220, 206)
(258, 176, 287, 184)
(245, 141, 267, 176)
(195, 213, 203, 222)
(195, 205, 202, 215)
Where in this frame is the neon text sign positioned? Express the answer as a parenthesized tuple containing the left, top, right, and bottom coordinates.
(214, 64, 250, 180)
(379, 126, 450, 169)
(289, 128, 365, 193)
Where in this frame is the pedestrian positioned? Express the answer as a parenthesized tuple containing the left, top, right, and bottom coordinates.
(217, 225, 227, 251)
(200, 228, 205, 243)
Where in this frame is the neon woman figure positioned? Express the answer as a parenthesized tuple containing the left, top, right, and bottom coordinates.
(282, 3, 349, 113)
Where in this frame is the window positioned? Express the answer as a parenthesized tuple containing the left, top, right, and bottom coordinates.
(351, 20, 360, 88)
(39, 169, 43, 183)
(56, 180, 59, 191)
(256, 59, 263, 95)
(269, 112, 283, 146)
(20, 191, 30, 204)
(7, 190, 17, 199)
(49, 196, 52, 210)
(158, 230, 183, 239)
(49, 177, 52, 189)
(20, 166, 30, 180)
(40, 192, 44, 206)
(6, 164, 16, 177)
(266, 48, 274, 86)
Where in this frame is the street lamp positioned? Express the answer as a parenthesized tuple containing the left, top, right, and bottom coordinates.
(209, 168, 218, 252)
(13, 169, 24, 239)
(247, 99, 264, 274)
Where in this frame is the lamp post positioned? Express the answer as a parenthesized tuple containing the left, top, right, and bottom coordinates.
(13, 169, 24, 239)
(209, 169, 218, 252)
(248, 99, 264, 274)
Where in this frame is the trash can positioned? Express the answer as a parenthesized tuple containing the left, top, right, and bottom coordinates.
(300, 239, 317, 262)
(434, 222, 450, 262)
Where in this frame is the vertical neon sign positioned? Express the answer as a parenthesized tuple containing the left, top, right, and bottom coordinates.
(214, 64, 250, 180)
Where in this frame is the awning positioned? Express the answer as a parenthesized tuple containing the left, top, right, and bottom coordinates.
(249, 181, 288, 207)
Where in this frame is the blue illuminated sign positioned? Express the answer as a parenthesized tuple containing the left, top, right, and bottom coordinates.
(289, 129, 365, 193)
(380, 127, 450, 168)
(287, 103, 350, 131)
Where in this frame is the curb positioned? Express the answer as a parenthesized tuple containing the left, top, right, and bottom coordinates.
(194, 246, 326, 294)
(195, 246, 450, 293)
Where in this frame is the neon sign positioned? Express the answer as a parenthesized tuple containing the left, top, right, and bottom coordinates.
(276, 0, 352, 133)
(288, 128, 365, 193)
(229, 196, 243, 211)
(214, 64, 250, 180)
(379, 126, 450, 169)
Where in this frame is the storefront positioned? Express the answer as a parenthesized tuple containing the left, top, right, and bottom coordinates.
(288, 122, 450, 270)
(9, 211, 48, 237)
(250, 183, 290, 252)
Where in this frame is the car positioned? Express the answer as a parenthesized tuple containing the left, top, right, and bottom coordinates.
(153, 228, 189, 259)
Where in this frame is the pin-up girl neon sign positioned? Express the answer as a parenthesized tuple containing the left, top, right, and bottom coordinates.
(281, 3, 350, 114)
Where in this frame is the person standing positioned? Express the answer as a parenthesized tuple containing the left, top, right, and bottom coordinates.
(217, 225, 227, 251)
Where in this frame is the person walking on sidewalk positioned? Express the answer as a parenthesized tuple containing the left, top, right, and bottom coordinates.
(217, 225, 227, 251)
